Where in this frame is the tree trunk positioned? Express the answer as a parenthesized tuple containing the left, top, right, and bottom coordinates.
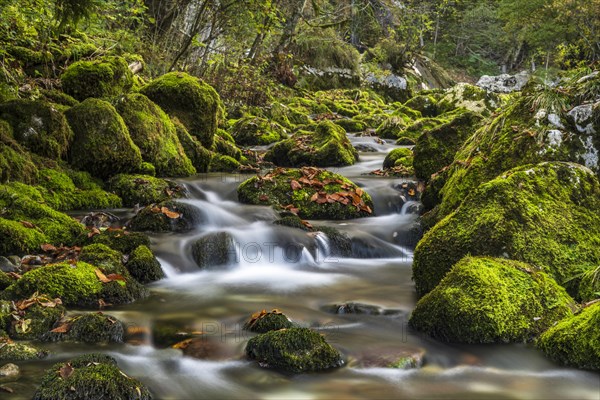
(169, 0, 210, 71)
(274, 0, 308, 55)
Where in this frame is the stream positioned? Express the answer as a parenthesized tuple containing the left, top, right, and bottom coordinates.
(7, 135, 600, 400)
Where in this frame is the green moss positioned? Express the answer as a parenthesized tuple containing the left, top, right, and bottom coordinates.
(0, 99, 73, 159)
(383, 148, 413, 169)
(0, 120, 39, 184)
(243, 311, 295, 333)
(404, 94, 440, 117)
(43, 313, 125, 344)
(537, 303, 600, 370)
(173, 118, 212, 173)
(0, 217, 46, 256)
(437, 83, 499, 117)
(265, 121, 357, 167)
(238, 168, 374, 220)
(314, 225, 353, 257)
(273, 215, 311, 231)
(410, 256, 575, 343)
(39, 89, 79, 107)
(79, 244, 124, 274)
(126, 245, 164, 284)
(8, 303, 65, 340)
(140, 162, 156, 177)
(0, 342, 46, 361)
(60, 56, 133, 101)
(231, 116, 287, 146)
(108, 174, 184, 207)
(413, 111, 482, 180)
(375, 116, 408, 139)
(128, 200, 201, 233)
(65, 98, 142, 179)
(413, 162, 600, 297)
(213, 135, 242, 160)
(0, 271, 13, 290)
(141, 72, 223, 148)
(33, 353, 152, 400)
(245, 327, 343, 373)
(191, 232, 235, 269)
(116, 93, 195, 177)
(577, 267, 600, 302)
(82, 229, 150, 254)
(333, 118, 366, 133)
(209, 154, 240, 172)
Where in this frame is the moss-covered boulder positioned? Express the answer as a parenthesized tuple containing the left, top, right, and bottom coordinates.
(577, 267, 600, 302)
(213, 133, 242, 161)
(0, 183, 85, 255)
(81, 229, 150, 255)
(265, 121, 357, 167)
(126, 245, 164, 284)
(116, 93, 195, 177)
(537, 303, 600, 370)
(209, 154, 240, 172)
(141, 72, 222, 148)
(245, 327, 343, 373)
(409, 256, 576, 343)
(60, 56, 133, 101)
(8, 302, 65, 341)
(0, 341, 46, 361)
(2, 261, 146, 308)
(33, 354, 152, 400)
(79, 244, 124, 274)
(65, 98, 142, 179)
(173, 118, 212, 173)
(128, 200, 201, 233)
(404, 93, 440, 117)
(413, 162, 600, 297)
(383, 148, 413, 169)
(108, 174, 185, 207)
(437, 83, 499, 117)
(238, 168, 374, 220)
(0, 99, 73, 159)
(0, 120, 39, 184)
(413, 111, 481, 180)
(43, 313, 125, 344)
(375, 116, 409, 139)
(243, 309, 295, 333)
(231, 116, 287, 146)
(191, 232, 235, 269)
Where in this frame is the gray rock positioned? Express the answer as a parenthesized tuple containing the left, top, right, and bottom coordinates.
(0, 257, 16, 273)
(476, 71, 529, 93)
(0, 363, 19, 377)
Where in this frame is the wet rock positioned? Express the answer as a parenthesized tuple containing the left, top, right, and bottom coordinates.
(81, 229, 150, 255)
(243, 309, 295, 333)
(246, 327, 344, 373)
(0, 363, 19, 377)
(230, 116, 287, 146)
(128, 200, 202, 233)
(313, 226, 352, 258)
(352, 347, 425, 369)
(0, 257, 17, 273)
(365, 73, 412, 102)
(191, 232, 236, 269)
(354, 143, 378, 152)
(410, 256, 576, 343)
(107, 174, 185, 208)
(42, 313, 125, 344)
(323, 302, 383, 315)
(383, 148, 413, 170)
(8, 302, 65, 341)
(126, 245, 165, 284)
(33, 353, 152, 400)
(151, 320, 196, 348)
(175, 337, 237, 361)
(476, 71, 529, 93)
(60, 56, 133, 101)
(0, 342, 46, 361)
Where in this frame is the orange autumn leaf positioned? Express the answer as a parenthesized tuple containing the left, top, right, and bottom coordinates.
(161, 207, 181, 219)
(290, 180, 301, 190)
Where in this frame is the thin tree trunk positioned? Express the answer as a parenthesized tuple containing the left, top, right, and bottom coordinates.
(274, 0, 308, 55)
(169, 0, 210, 71)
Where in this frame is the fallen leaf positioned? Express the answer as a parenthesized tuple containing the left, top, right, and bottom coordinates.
(50, 322, 72, 333)
(87, 227, 101, 238)
(290, 180, 301, 190)
(105, 273, 126, 282)
(59, 363, 74, 379)
(172, 339, 193, 350)
(259, 194, 269, 202)
(355, 187, 364, 196)
(41, 243, 57, 252)
(161, 207, 181, 219)
(20, 221, 35, 228)
(94, 269, 110, 283)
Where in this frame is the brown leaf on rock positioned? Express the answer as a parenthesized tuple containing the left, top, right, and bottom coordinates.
(290, 180, 301, 190)
(20, 221, 35, 229)
(161, 207, 181, 219)
(259, 194, 269, 202)
(50, 322, 72, 333)
(105, 273, 126, 282)
(150, 206, 161, 214)
(59, 363, 74, 379)
(87, 227, 101, 238)
(355, 187, 364, 196)
(41, 243, 57, 252)
(172, 339, 193, 350)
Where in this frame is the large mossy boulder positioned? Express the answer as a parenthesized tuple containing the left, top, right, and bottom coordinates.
(107, 174, 184, 207)
(2, 261, 146, 308)
(0, 183, 85, 255)
(141, 72, 222, 148)
(537, 302, 600, 371)
(116, 93, 195, 177)
(126, 245, 165, 284)
(191, 231, 235, 269)
(60, 56, 133, 101)
(413, 111, 482, 180)
(43, 313, 125, 344)
(238, 168, 373, 220)
(0, 119, 38, 184)
(245, 327, 343, 373)
(0, 99, 73, 159)
(65, 98, 142, 179)
(128, 200, 202, 233)
(383, 147, 413, 170)
(265, 121, 358, 167)
(173, 118, 212, 173)
(409, 256, 575, 343)
(33, 354, 152, 400)
(231, 116, 287, 146)
(413, 162, 600, 297)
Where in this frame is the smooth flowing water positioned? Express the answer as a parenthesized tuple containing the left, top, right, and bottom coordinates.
(7, 136, 600, 399)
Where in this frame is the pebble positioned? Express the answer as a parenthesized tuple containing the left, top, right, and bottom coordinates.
(0, 363, 20, 377)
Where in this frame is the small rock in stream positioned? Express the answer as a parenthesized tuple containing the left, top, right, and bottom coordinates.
(0, 363, 19, 377)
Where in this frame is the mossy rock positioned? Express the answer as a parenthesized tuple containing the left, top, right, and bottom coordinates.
(0, 120, 39, 184)
(2, 262, 145, 308)
(128, 200, 202, 233)
(108, 174, 184, 207)
(437, 83, 499, 117)
(33, 353, 152, 400)
(0, 99, 73, 159)
(81, 229, 150, 255)
(413, 110, 482, 180)
(537, 302, 600, 370)
(209, 154, 240, 173)
(116, 93, 195, 177)
(0, 342, 46, 361)
(413, 162, 600, 297)
(42, 313, 125, 344)
(231, 116, 287, 146)
(314, 225, 353, 257)
(245, 327, 343, 373)
(577, 267, 600, 302)
(409, 256, 576, 343)
(265, 121, 357, 167)
(238, 168, 374, 220)
(394, 111, 462, 142)
(39, 89, 79, 107)
(65, 98, 142, 179)
(126, 245, 164, 284)
(79, 244, 125, 274)
(0, 183, 85, 253)
(8, 303, 65, 341)
(333, 118, 366, 133)
(191, 232, 235, 269)
(213, 134, 242, 160)
(141, 72, 223, 148)
(0, 272, 13, 290)
(60, 56, 133, 101)
(375, 116, 409, 139)
(243, 310, 295, 333)
(404, 93, 440, 117)
(173, 118, 212, 173)
(383, 148, 413, 169)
